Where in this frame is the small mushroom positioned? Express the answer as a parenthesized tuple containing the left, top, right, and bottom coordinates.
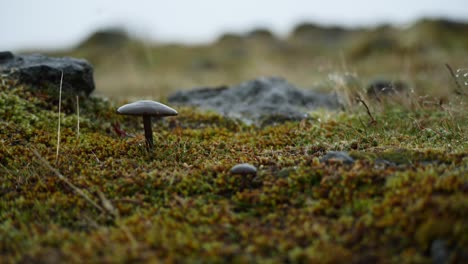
(117, 100, 178, 150)
(230, 163, 257, 175)
(230, 163, 257, 190)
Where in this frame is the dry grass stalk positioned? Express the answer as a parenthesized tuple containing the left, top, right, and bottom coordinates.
(76, 95, 80, 140)
(33, 149, 105, 213)
(55, 71, 63, 164)
(356, 95, 377, 125)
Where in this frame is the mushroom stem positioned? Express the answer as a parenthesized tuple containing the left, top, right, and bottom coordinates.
(142, 115, 153, 150)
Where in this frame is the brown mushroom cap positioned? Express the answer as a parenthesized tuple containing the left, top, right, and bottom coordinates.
(117, 100, 178, 116)
(230, 163, 257, 175)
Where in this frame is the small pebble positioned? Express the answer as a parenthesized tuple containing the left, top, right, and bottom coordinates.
(320, 151, 355, 165)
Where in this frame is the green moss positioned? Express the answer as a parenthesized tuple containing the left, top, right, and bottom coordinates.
(1, 48, 468, 263)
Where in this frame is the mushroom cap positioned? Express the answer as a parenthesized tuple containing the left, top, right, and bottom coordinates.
(230, 163, 257, 175)
(117, 100, 178, 116)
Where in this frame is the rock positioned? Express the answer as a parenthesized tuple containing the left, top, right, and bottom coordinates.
(374, 158, 398, 168)
(430, 239, 450, 264)
(168, 77, 341, 125)
(366, 79, 408, 98)
(0, 52, 95, 97)
(0, 51, 14, 63)
(291, 23, 352, 47)
(320, 151, 355, 165)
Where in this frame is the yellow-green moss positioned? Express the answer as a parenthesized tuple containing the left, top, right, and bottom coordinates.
(1, 64, 467, 263)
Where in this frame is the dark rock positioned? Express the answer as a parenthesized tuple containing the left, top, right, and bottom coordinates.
(0, 52, 95, 97)
(430, 239, 450, 264)
(0, 51, 14, 63)
(169, 86, 229, 104)
(366, 79, 408, 98)
(320, 151, 355, 165)
(168, 77, 341, 125)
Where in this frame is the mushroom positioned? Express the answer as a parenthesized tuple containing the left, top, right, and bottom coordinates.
(117, 100, 178, 150)
(230, 163, 257, 175)
(230, 163, 258, 190)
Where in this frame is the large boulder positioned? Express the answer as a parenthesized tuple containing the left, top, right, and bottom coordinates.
(0, 51, 95, 97)
(168, 76, 341, 125)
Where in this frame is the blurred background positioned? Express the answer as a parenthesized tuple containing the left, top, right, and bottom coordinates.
(2, 0, 468, 100)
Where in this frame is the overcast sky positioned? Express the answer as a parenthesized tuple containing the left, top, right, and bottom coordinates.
(1, 0, 467, 51)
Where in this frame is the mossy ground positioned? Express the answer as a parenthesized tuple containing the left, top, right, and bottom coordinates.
(1, 74, 467, 263)
(2, 20, 468, 263)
